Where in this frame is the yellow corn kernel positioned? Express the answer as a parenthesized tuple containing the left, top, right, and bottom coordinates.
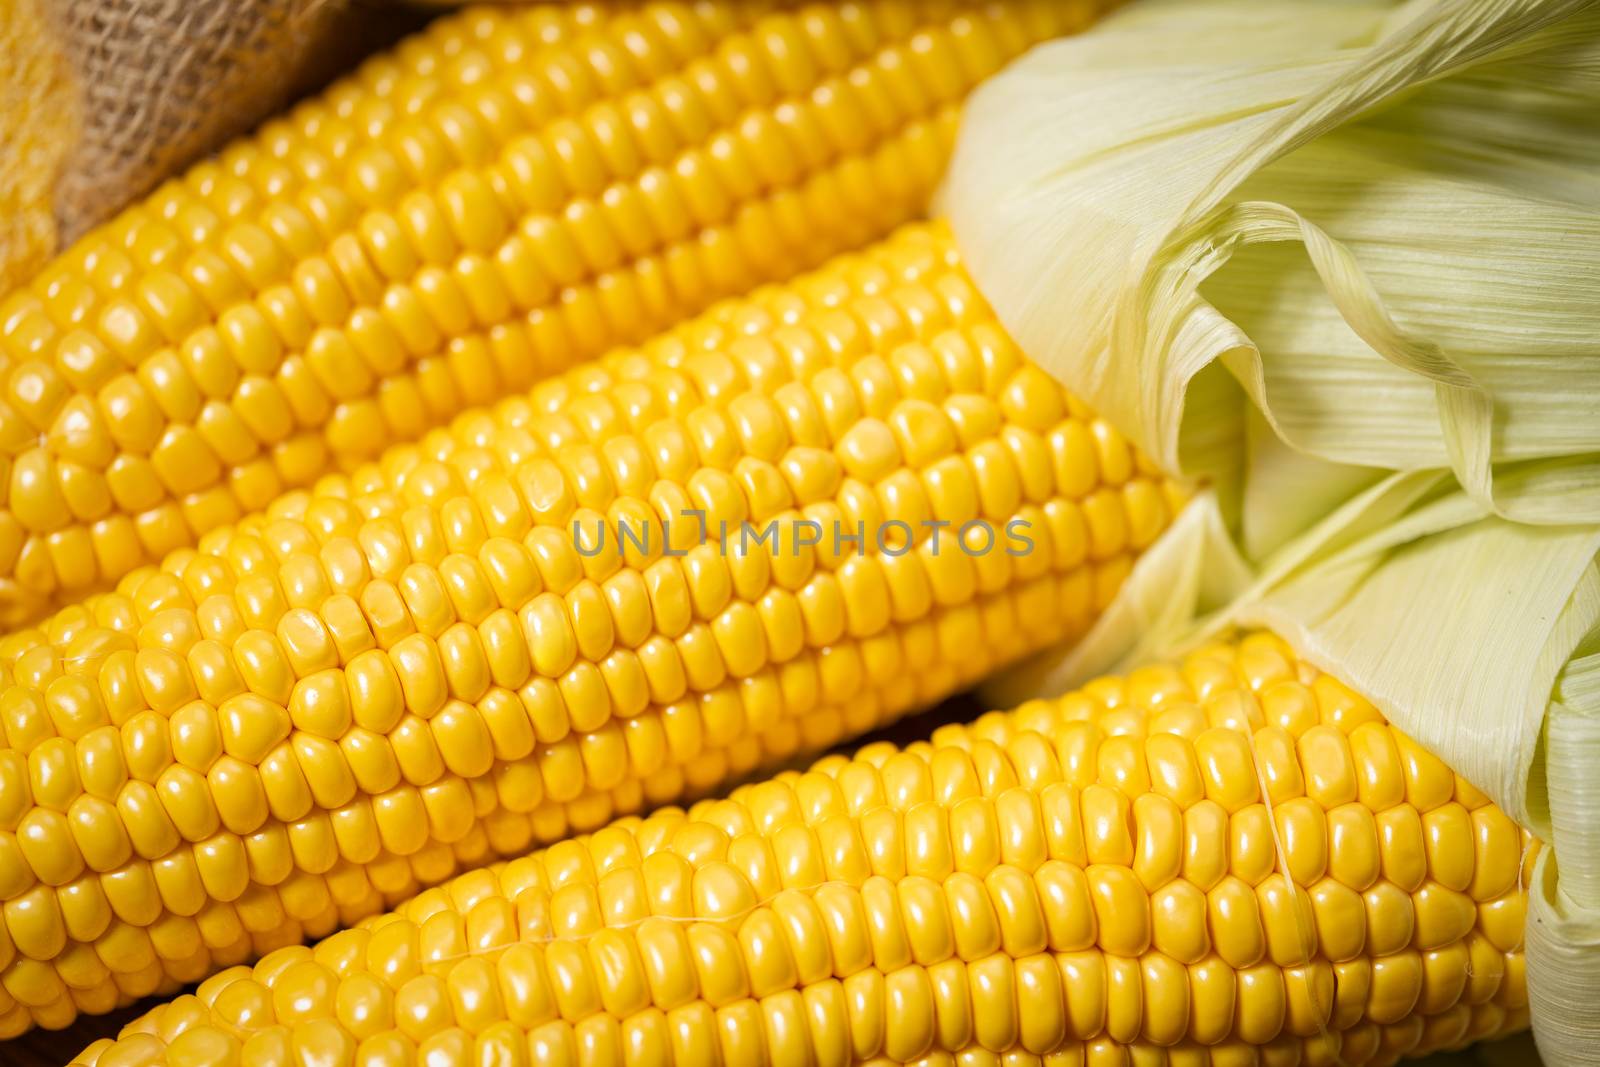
(0, 221, 1175, 1032)
(67, 632, 1533, 1065)
(0, 0, 1102, 625)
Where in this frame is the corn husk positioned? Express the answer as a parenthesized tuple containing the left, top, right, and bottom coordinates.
(942, 0, 1600, 1060)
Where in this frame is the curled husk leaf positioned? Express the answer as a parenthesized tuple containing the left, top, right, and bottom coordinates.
(943, 0, 1600, 1059)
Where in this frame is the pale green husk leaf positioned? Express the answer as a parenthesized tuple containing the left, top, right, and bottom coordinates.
(943, 0, 1600, 1059)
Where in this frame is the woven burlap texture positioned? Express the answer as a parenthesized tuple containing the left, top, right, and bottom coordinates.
(0, 0, 365, 291)
(50, 0, 351, 241)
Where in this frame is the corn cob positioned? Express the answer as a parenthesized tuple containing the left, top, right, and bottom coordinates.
(0, 222, 1182, 1032)
(68, 631, 1535, 1067)
(0, 0, 1095, 626)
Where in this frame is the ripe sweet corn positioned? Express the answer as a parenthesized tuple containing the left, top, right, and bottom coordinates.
(0, 0, 1094, 625)
(68, 632, 1535, 1067)
(0, 222, 1182, 1032)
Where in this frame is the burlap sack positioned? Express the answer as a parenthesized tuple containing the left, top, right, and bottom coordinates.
(0, 0, 410, 291)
